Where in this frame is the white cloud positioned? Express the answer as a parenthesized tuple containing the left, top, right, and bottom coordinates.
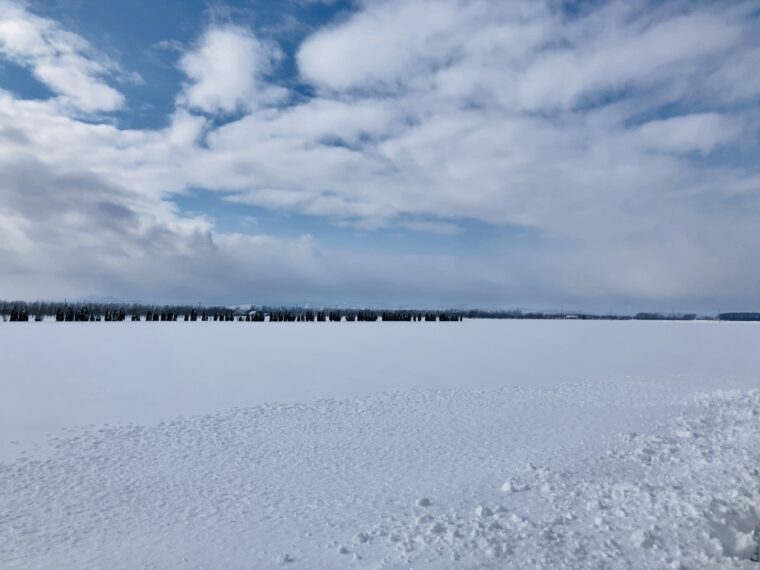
(0, 0, 126, 112)
(515, 8, 742, 111)
(178, 25, 285, 114)
(297, 0, 465, 91)
(632, 113, 743, 155)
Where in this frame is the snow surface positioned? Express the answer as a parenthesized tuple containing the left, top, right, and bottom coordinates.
(1, 321, 760, 568)
(4, 319, 760, 461)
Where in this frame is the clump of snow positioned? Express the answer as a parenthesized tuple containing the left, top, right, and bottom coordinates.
(500, 478, 529, 494)
(416, 497, 432, 507)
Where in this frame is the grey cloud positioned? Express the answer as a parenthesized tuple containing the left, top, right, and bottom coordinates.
(0, 125, 28, 144)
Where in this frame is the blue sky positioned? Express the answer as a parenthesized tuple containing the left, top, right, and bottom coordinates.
(0, 0, 759, 310)
(2, 0, 353, 127)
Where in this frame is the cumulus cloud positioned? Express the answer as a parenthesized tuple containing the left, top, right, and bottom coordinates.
(178, 25, 285, 114)
(0, 0, 759, 309)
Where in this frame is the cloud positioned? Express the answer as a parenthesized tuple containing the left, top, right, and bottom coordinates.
(0, 91, 508, 307)
(401, 219, 462, 235)
(631, 113, 743, 155)
(297, 0, 465, 92)
(178, 24, 285, 114)
(0, 0, 127, 112)
(515, 7, 743, 111)
(0, 0, 759, 310)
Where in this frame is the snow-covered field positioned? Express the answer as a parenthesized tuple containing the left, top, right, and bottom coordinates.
(2, 320, 760, 568)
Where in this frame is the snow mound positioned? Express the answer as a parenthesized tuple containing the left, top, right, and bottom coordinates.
(345, 390, 760, 568)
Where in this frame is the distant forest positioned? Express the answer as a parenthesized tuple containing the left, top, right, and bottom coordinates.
(0, 301, 461, 322)
(0, 300, 753, 322)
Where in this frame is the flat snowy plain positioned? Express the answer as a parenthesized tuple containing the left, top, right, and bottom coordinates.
(2, 320, 760, 568)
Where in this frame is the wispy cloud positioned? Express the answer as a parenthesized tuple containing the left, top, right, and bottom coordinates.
(0, 0, 132, 112)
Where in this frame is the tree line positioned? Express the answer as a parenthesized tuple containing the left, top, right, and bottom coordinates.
(459, 309, 707, 320)
(0, 300, 747, 322)
(0, 301, 464, 322)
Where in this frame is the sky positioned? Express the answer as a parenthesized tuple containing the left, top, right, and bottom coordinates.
(0, 0, 758, 311)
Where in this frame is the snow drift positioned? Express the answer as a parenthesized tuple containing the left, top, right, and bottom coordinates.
(2, 385, 759, 568)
